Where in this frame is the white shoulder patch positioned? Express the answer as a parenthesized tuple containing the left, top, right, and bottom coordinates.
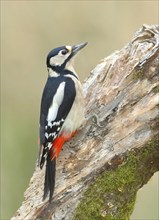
(48, 68, 59, 77)
(47, 81, 66, 122)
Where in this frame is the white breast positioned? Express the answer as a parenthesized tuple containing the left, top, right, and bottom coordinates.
(61, 77, 85, 137)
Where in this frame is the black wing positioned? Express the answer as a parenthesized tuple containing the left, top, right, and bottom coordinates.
(39, 76, 76, 168)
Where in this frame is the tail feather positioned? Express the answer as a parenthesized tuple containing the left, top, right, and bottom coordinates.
(40, 145, 49, 169)
(43, 154, 56, 202)
(43, 160, 49, 200)
(38, 144, 43, 167)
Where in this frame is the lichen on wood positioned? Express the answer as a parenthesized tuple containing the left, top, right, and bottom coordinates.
(74, 136, 159, 220)
(11, 24, 159, 220)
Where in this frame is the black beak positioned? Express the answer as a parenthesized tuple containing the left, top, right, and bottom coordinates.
(72, 42, 88, 56)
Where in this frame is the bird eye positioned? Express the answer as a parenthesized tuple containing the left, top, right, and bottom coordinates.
(61, 49, 68, 55)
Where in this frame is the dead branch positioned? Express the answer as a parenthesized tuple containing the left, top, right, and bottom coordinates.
(11, 24, 159, 220)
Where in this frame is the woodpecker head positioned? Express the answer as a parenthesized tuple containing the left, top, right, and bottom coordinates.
(46, 42, 87, 74)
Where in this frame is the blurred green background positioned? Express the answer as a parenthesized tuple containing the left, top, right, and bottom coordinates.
(1, 1, 158, 219)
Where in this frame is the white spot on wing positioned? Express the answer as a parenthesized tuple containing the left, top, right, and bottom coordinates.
(52, 121, 61, 126)
(45, 133, 49, 139)
(48, 143, 52, 150)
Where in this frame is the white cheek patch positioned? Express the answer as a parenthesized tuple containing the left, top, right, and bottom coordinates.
(48, 68, 60, 77)
(50, 48, 71, 66)
(50, 56, 65, 66)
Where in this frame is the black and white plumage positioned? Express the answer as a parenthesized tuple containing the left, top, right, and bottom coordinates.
(38, 42, 87, 201)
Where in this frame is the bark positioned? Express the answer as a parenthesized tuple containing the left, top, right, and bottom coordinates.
(11, 24, 159, 220)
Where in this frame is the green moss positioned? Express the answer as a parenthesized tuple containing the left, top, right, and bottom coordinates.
(133, 69, 143, 80)
(152, 85, 159, 93)
(74, 137, 159, 220)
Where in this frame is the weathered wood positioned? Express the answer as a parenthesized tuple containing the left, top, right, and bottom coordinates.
(11, 24, 159, 220)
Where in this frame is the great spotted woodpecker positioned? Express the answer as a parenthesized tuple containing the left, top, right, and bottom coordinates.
(39, 42, 87, 202)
